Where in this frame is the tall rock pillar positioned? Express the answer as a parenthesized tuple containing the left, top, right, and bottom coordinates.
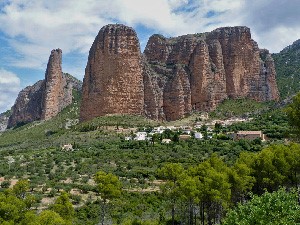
(41, 49, 64, 120)
(80, 24, 144, 122)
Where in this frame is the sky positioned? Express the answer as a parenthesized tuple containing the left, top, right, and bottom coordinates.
(0, 0, 300, 112)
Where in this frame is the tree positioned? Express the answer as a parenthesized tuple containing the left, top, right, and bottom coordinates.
(286, 92, 300, 139)
(177, 175, 200, 225)
(285, 143, 300, 188)
(222, 188, 300, 225)
(19, 211, 40, 225)
(0, 192, 27, 223)
(190, 154, 231, 225)
(49, 192, 74, 222)
(158, 163, 185, 225)
(13, 179, 29, 199)
(214, 122, 222, 134)
(252, 146, 289, 193)
(1, 180, 11, 189)
(38, 210, 66, 225)
(229, 159, 255, 204)
(94, 171, 122, 225)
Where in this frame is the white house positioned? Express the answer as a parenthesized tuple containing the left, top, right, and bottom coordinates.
(134, 132, 148, 141)
(183, 130, 192, 135)
(162, 139, 172, 144)
(62, 144, 73, 151)
(152, 126, 166, 134)
(194, 132, 203, 139)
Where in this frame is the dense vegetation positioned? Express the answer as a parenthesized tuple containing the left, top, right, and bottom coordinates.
(209, 98, 270, 119)
(1, 142, 300, 224)
(0, 90, 299, 224)
(273, 39, 300, 99)
(223, 188, 300, 225)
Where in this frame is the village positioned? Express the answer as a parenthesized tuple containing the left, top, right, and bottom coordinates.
(124, 114, 266, 143)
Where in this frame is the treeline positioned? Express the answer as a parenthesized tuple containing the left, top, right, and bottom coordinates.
(157, 143, 300, 225)
(0, 180, 74, 225)
(1, 143, 300, 224)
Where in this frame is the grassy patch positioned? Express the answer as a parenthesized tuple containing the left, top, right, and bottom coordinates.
(209, 98, 272, 119)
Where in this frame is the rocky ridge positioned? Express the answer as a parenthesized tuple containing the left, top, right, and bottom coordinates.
(7, 49, 82, 129)
(81, 24, 279, 122)
(80, 24, 144, 121)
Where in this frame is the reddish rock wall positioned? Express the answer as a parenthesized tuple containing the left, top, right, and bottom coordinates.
(7, 80, 45, 128)
(80, 24, 279, 122)
(80, 24, 144, 122)
(41, 49, 64, 120)
(143, 26, 279, 120)
(7, 49, 82, 128)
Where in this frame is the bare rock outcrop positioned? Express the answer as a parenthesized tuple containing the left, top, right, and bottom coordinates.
(7, 49, 82, 128)
(0, 111, 11, 132)
(143, 26, 279, 120)
(80, 24, 144, 122)
(80, 24, 279, 122)
(42, 49, 65, 120)
(7, 80, 45, 128)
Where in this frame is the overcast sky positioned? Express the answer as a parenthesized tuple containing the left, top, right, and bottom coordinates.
(0, 0, 300, 112)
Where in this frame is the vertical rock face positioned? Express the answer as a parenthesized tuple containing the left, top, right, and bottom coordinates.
(163, 66, 192, 121)
(42, 49, 64, 120)
(189, 40, 227, 111)
(143, 26, 279, 120)
(7, 49, 82, 128)
(80, 24, 279, 122)
(7, 81, 45, 128)
(80, 24, 144, 122)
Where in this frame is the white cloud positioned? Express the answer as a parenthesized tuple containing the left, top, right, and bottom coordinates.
(0, 0, 299, 114)
(0, 0, 300, 82)
(0, 68, 21, 112)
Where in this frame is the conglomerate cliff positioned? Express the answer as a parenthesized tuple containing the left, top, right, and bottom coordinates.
(7, 49, 82, 128)
(78, 24, 279, 121)
(80, 24, 145, 121)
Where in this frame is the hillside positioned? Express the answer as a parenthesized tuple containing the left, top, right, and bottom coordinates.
(0, 90, 293, 224)
(0, 25, 296, 225)
(273, 39, 300, 99)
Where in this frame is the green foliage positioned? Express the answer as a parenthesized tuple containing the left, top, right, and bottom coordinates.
(12, 179, 29, 199)
(157, 163, 185, 224)
(0, 91, 297, 224)
(94, 171, 122, 225)
(1, 180, 11, 189)
(0, 184, 71, 225)
(0, 192, 27, 224)
(273, 42, 300, 99)
(157, 163, 184, 183)
(38, 210, 67, 225)
(286, 92, 300, 138)
(76, 114, 159, 132)
(49, 192, 74, 222)
(210, 98, 270, 119)
(228, 108, 289, 139)
(222, 188, 300, 225)
(94, 171, 122, 201)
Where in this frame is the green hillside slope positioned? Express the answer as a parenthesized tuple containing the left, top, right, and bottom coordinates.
(273, 39, 300, 99)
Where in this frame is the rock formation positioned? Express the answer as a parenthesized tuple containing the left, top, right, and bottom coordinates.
(7, 49, 82, 128)
(80, 24, 279, 122)
(0, 111, 11, 132)
(143, 26, 279, 120)
(80, 24, 144, 122)
(42, 49, 65, 120)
